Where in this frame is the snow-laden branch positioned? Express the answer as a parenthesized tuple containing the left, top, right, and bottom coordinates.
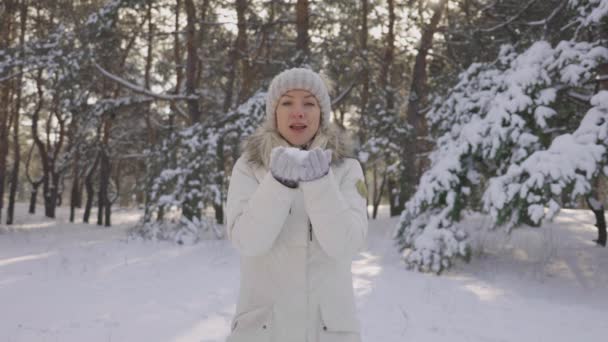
(485, 90, 608, 227)
(395, 37, 608, 273)
(94, 63, 198, 101)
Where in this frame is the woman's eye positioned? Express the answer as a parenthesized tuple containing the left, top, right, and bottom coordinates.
(281, 101, 292, 106)
(305, 102, 315, 106)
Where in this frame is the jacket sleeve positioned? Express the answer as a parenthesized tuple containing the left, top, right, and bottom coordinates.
(226, 157, 297, 256)
(300, 159, 368, 259)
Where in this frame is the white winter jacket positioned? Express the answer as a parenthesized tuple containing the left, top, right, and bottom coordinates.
(226, 123, 368, 342)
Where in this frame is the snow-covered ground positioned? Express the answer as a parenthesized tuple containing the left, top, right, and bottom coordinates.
(1, 203, 607, 341)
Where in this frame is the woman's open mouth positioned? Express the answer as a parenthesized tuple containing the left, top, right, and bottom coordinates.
(289, 124, 307, 132)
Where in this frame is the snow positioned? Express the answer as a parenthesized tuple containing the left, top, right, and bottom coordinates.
(279, 146, 311, 164)
(2, 203, 607, 341)
(570, 0, 608, 26)
(484, 90, 608, 227)
(397, 31, 608, 272)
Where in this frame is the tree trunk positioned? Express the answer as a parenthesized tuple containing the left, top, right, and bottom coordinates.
(97, 120, 112, 227)
(223, 0, 246, 112)
(45, 111, 66, 218)
(69, 154, 80, 222)
(30, 70, 54, 218)
(357, 0, 371, 215)
(388, 177, 400, 216)
(44, 98, 67, 219)
(49, 170, 60, 218)
(68, 108, 81, 222)
(104, 154, 112, 227)
(398, 0, 448, 214)
(84, 154, 100, 223)
(25, 143, 43, 214)
(142, 0, 159, 223)
(6, 0, 26, 225)
(358, 0, 370, 146)
(214, 139, 225, 224)
(28, 184, 40, 214)
(181, 0, 204, 224)
(587, 195, 606, 247)
(381, 0, 395, 114)
(184, 0, 200, 124)
(0, 0, 16, 223)
(295, 0, 309, 65)
(235, 0, 252, 104)
(213, 0, 251, 225)
(372, 164, 388, 220)
(382, 0, 399, 217)
(7, 101, 20, 223)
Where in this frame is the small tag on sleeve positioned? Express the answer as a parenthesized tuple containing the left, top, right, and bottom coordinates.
(355, 179, 368, 199)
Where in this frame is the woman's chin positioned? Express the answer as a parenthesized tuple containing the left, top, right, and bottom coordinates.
(287, 138, 309, 147)
(284, 132, 313, 147)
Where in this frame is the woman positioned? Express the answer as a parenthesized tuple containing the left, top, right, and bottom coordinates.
(226, 68, 368, 342)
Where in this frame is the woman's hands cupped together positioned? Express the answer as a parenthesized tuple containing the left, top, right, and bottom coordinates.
(270, 146, 333, 187)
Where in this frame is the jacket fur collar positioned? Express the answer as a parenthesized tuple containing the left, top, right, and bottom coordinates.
(241, 121, 355, 169)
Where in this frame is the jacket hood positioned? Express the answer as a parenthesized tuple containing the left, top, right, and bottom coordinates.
(241, 121, 355, 169)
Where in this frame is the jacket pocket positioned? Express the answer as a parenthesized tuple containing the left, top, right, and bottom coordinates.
(226, 305, 273, 342)
(318, 300, 361, 342)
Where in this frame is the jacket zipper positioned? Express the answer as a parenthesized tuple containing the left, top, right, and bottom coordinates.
(309, 221, 312, 241)
(305, 219, 310, 341)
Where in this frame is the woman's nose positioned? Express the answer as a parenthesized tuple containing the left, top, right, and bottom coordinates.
(290, 111, 304, 119)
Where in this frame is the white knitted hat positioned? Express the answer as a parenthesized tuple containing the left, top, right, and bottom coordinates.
(265, 68, 331, 128)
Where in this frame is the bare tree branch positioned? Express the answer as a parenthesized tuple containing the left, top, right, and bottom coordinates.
(479, 0, 539, 33)
(94, 63, 198, 101)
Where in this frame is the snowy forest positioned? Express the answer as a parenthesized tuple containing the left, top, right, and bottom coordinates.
(1, 0, 608, 340)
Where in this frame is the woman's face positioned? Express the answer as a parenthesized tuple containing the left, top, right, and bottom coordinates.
(275, 89, 321, 147)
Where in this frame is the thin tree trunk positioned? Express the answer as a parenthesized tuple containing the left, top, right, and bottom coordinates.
(359, 0, 369, 146)
(5, 93, 17, 224)
(142, 0, 157, 223)
(223, 0, 242, 112)
(46, 104, 67, 219)
(184, 0, 200, 124)
(97, 122, 112, 227)
(196, 0, 210, 91)
(235, 0, 252, 104)
(213, 0, 251, 225)
(295, 0, 309, 65)
(68, 104, 82, 222)
(381, 0, 395, 113)
(182, 0, 203, 224)
(357, 0, 371, 215)
(378, 0, 398, 217)
(95, 7, 133, 227)
(398, 0, 448, 214)
(264, 0, 276, 66)
(372, 165, 388, 220)
(104, 156, 111, 227)
(0, 0, 16, 223)
(25, 144, 43, 214)
(6, 0, 26, 225)
(113, 160, 121, 207)
(30, 70, 54, 218)
(84, 154, 100, 223)
(69, 151, 80, 222)
(587, 195, 606, 247)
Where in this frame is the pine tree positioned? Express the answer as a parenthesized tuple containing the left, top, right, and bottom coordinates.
(394, 0, 608, 273)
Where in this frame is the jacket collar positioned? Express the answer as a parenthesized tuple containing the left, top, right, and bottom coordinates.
(241, 121, 355, 169)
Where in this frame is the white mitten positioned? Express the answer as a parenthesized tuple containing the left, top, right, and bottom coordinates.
(270, 147, 305, 188)
(300, 148, 332, 182)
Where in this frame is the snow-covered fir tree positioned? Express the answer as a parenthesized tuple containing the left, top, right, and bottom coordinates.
(394, 0, 608, 273)
(131, 91, 266, 244)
